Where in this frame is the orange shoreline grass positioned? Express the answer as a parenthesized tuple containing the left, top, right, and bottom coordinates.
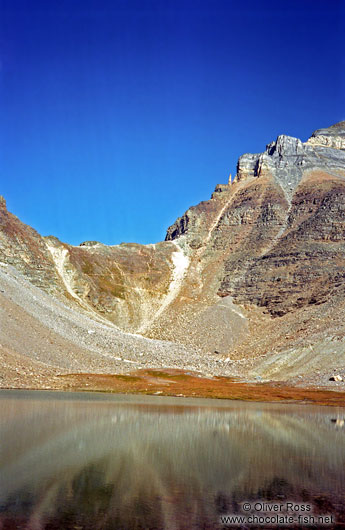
(52, 369, 345, 407)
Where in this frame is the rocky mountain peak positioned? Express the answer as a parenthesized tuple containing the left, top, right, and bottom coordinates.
(311, 120, 345, 138)
(236, 134, 309, 184)
(236, 122, 345, 201)
(306, 121, 345, 150)
(236, 134, 309, 200)
(266, 135, 305, 157)
(1, 120, 345, 386)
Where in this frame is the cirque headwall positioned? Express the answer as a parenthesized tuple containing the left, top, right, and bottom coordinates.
(1, 121, 345, 383)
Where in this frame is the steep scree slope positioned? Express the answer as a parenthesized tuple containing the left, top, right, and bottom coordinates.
(1, 121, 345, 382)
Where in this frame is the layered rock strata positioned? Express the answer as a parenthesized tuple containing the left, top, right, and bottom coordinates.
(1, 121, 345, 382)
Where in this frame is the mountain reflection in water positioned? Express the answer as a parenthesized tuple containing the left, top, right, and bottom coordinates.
(0, 391, 345, 529)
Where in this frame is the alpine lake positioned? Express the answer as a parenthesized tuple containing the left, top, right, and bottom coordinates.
(1, 390, 345, 529)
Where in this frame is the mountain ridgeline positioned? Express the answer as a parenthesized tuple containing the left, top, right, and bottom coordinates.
(1, 121, 345, 383)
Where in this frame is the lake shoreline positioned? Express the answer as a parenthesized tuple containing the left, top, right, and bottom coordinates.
(1, 368, 345, 407)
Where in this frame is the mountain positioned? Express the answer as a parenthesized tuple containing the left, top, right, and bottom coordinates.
(1, 121, 345, 389)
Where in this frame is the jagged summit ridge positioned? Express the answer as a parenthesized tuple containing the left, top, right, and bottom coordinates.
(311, 120, 345, 138)
(167, 121, 345, 242)
(237, 135, 307, 201)
(236, 123, 345, 201)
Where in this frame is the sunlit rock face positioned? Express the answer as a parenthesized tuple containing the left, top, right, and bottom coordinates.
(216, 122, 345, 317)
(306, 120, 345, 149)
(45, 236, 178, 332)
(165, 121, 345, 318)
(0, 197, 62, 293)
(1, 122, 345, 380)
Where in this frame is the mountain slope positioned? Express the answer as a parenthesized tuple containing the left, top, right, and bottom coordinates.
(1, 121, 345, 385)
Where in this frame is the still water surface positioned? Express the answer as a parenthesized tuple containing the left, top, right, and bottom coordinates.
(0, 390, 345, 529)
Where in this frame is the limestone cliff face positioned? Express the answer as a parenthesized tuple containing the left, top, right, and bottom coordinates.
(156, 121, 345, 375)
(165, 121, 345, 319)
(1, 121, 345, 380)
(218, 124, 345, 317)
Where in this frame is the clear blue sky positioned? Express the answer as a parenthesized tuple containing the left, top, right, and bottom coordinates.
(1, 0, 344, 245)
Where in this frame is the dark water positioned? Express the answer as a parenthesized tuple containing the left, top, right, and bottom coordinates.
(0, 391, 345, 530)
